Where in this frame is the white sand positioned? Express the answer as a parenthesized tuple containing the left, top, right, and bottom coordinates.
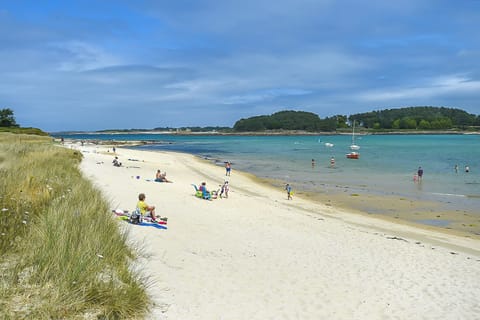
(74, 142, 480, 320)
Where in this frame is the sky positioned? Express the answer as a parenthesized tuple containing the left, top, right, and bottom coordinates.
(1, 0, 479, 132)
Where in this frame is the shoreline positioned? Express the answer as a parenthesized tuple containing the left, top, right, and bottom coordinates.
(246, 173, 480, 240)
(190, 153, 480, 238)
(53, 130, 480, 136)
(73, 142, 480, 319)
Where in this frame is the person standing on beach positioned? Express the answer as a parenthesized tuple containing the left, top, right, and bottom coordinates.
(455, 164, 459, 174)
(285, 184, 292, 200)
(225, 162, 231, 176)
(465, 165, 470, 173)
(311, 159, 315, 168)
(417, 167, 423, 180)
(220, 181, 229, 198)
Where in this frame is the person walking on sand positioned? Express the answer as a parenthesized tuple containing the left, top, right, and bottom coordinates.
(417, 166, 423, 180)
(285, 183, 292, 200)
(311, 159, 315, 168)
(455, 164, 459, 174)
(225, 162, 231, 176)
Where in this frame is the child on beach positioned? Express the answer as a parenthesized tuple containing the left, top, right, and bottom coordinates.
(220, 181, 229, 198)
(285, 184, 292, 200)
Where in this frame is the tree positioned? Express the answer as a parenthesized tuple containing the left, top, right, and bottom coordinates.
(0, 108, 18, 127)
(418, 120, 431, 129)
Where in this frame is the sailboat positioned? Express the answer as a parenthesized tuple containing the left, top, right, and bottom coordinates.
(346, 120, 360, 159)
(349, 120, 360, 151)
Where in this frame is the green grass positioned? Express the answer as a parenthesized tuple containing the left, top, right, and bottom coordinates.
(0, 126, 49, 136)
(0, 133, 151, 318)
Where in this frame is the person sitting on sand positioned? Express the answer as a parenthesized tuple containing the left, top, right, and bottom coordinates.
(137, 193, 157, 222)
(113, 156, 122, 167)
(155, 169, 172, 183)
(199, 182, 211, 200)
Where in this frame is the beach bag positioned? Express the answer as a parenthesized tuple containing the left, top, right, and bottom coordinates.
(129, 208, 142, 224)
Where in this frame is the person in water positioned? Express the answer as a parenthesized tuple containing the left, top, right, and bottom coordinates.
(417, 167, 424, 180)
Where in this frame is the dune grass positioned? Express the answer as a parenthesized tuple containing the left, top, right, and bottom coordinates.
(0, 133, 150, 318)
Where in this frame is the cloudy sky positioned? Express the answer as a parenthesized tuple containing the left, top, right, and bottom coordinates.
(1, 0, 479, 132)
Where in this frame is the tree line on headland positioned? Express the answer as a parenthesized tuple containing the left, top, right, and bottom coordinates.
(231, 107, 480, 132)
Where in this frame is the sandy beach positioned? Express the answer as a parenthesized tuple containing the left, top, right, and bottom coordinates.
(73, 142, 480, 320)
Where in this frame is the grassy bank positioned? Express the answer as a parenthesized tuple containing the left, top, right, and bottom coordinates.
(0, 133, 150, 318)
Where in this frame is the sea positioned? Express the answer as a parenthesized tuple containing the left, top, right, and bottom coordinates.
(58, 133, 480, 229)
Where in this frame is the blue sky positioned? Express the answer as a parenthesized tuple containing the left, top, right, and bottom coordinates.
(1, 0, 479, 132)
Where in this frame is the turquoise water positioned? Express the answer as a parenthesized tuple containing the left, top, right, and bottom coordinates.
(59, 133, 480, 214)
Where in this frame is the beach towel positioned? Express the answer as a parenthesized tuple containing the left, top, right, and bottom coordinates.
(117, 216, 167, 229)
(113, 210, 168, 229)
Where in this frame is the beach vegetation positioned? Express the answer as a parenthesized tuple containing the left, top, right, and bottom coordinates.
(233, 110, 337, 132)
(0, 133, 150, 318)
(0, 126, 49, 136)
(0, 108, 18, 127)
(353, 106, 478, 130)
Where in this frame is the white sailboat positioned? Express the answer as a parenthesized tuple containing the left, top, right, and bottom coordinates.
(350, 120, 360, 151)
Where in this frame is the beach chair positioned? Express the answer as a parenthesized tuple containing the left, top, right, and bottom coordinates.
(191, 184, 203, 198)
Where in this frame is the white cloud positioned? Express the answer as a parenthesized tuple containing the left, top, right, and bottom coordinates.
(357, 75, 480, 102)
(50, 41, 124, 72)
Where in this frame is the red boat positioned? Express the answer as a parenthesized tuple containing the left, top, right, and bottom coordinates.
(346, 152, 359, 159)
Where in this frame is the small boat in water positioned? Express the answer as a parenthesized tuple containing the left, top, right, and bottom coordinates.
(325, 142, 334, 147)
(346, 151, 359, 159)
(350, 120, 360, 150)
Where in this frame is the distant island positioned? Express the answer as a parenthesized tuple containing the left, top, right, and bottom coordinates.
(232, 107, 480, 132)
